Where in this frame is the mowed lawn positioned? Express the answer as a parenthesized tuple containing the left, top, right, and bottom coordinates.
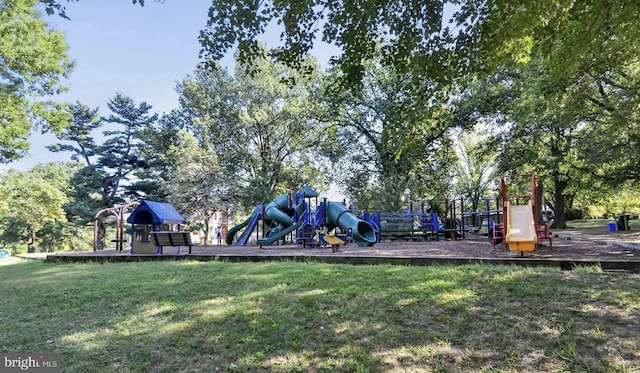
(1, 258, 639, 372)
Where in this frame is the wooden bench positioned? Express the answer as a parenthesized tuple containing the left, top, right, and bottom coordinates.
(151, 231, 193, 254)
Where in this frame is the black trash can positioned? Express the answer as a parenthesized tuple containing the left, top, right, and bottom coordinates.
(616, 214, 631, 231)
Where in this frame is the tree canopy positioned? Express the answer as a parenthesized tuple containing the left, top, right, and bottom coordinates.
(6, 0, 638, 249)
(0, 162, 74, 252)
(162, 130, 230, 243)
(177, 53, 326, 210)
(1, 0, 73, 163)
(199, 0, 469, 87)
(321, 56, 456, 211)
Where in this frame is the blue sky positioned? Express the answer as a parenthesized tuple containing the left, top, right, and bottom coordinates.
(5, 1, 260, 170)
(5, 0, 343, 195)
(6, 1, 212, 170)
(52, 1, 214, 113)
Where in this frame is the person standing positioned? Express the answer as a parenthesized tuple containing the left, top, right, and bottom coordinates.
(216, 226, 222, 245)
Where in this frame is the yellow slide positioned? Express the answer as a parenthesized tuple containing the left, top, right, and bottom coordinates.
(323, 235, 345, 252)
(505, 200, 538, 252)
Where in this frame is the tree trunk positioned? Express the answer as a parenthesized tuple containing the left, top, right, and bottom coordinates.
(27, 231, 36, 253)
(550, 177, 569, 229)
(203, 219, 210, 245)
(535, 179, 544, 224)
(96, 221, 106, 250)
(48, 239, 56, 252)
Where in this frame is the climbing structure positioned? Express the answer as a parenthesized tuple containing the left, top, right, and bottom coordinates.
(490, 174, 553, 253)
(226, 186, 377, 248)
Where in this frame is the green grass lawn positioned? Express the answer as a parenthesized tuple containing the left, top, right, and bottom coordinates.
(1, 258, 639, 372)
(566, 218, 640, 230)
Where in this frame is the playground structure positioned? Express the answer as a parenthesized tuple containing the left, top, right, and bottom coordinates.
(368, 199, 492, 242)
(489, 174, 553, 254)
(226, 186, 377, 248)
(453, 197, 503, 236)
(89, 177, 553, 255)
(126, 200, 190, 254)
(364, 174, 554, 253)
(93, 200, 191, 254)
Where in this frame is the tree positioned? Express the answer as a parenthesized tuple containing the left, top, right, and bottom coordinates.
(132, 109, 192, 201)
(178, 53, 325, 210)
(576, 65, 640, 187)
(0, 0, 73, 163)
(49, 94, 158, 249)
(457, 49, 635, 228)
(452, 126, 497, 201)
(199, 0, 481, 89)
(321, 58, 456, 211)
(86, 94, 157, 249)
(481, 1, 640, 226)
(162, 130, 231, 244)
(508, 1, 640, 190)
(99, 93, 158, 205)
(0, 163, 73, 253)
(47, 101, 104, 226)
(47, 101, 105, 234)
(47, 101, 102, 165)
(454, 57, 609, 229)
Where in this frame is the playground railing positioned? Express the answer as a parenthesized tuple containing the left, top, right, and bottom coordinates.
(378, 212, 442, 241)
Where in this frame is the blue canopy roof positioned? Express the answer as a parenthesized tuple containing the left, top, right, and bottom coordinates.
(126, 200, 185, 225)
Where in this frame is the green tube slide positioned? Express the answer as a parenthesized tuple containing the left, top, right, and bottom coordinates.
(226, 194, 295, 247)
(263, 194, 293, 227)
(256, 222, 302, 246)
(326, 201, 377, 247)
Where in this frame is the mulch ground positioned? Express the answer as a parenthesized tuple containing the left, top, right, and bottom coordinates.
(53, 229, 640, 262)
(189, 235, 639, 261)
